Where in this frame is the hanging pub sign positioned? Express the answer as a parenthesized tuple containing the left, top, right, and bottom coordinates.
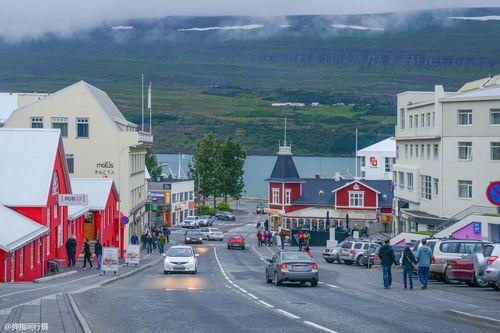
(58, 194, 88, 206)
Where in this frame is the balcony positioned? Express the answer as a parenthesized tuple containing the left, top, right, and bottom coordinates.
(138, 131, 154, 144)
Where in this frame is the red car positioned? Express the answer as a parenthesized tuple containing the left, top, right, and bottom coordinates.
(445, 254, 489, 287)
(227, 235, 245, 250)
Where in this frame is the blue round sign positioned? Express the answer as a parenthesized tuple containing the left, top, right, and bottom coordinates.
(120, 216, 129, 225)
(486, 181, 500, 206)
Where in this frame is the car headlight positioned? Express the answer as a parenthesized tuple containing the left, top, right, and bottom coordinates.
(164, 258, 170, 263)
(186, 237, 191, 240)
(199, 237, 203, 240)
(189, 257, 195, 264)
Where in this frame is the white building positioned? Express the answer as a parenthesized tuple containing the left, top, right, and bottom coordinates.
(357, 137, 396, 180)
(148, 178, 195, 226)
(392, 76, 500, 241)
(0, 92, 47, 126)
(4, 81, 153, 246)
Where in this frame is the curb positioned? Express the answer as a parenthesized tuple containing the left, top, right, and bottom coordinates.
(100, 257, 163, 286)
(443, 309, 500, 330)
(66, 293, 92, 333)
(34, 270, 77, 283)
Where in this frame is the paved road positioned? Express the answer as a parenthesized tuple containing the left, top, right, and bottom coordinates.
(72, 210, 498, 333)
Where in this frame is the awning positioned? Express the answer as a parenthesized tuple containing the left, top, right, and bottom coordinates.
(0, 205, 49, 253)
(401, 209, 446, 225)
(283, 207, 377, 220)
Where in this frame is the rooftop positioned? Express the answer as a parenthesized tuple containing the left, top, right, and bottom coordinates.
(70, 178, 117, 211)
(357, 137, 395, 153)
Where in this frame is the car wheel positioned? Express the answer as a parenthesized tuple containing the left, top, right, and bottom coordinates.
(310, 279, 318, 287)
(356, 256, 363, 266)
(325, 259, 334, 264)
(472, 275, 488, 288)
(274, 272, 282, 286)
(493, 283, 500, 291)
(227, 245, 231, 250)
(465, 281, 474, 287)
(345, 260, 353, 265)
(192, 269, 197, 274)
(337, 259, 344, 265)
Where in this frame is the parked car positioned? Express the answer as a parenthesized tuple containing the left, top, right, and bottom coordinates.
(184, 230, 203, 244)
(265, 251, 318, 287)
(227, 235, 246, 250)
(360, 244, 381, 268)
(339, 240, 375, 265)
(445, 247, 494, 287)
(322, 242, 344, 264)
(198, 215, 212, 227)
(163, 245, 198, 274)
(181, 216, 200, 229)
(256, 203, 266, 214)
(215, 211, 236, 221)
(475, 243, 500, 290)
(200, 227, 224, 241)
(428, 239, 492, 281)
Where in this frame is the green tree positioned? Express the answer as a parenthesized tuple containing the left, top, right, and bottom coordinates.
(145, 149, 162, 178)
(219, 138, 246, 202)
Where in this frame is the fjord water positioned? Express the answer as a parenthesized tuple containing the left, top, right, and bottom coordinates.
(156, 154, 355, 199)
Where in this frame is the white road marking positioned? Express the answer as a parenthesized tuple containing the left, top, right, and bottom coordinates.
(319, 282, 340, 288)
(275, 309, 301, 319)
(258, 300, 274, 308)
(238, 287, 248, 293)
(247, 293, 258, 300)
(303, 321, 340, 333)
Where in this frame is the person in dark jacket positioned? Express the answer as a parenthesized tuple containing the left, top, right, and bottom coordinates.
(146, 232, 153, 254)
(140, 232, 148, 251)
(94, 239, 103, 271)
(400, 246, 417, 289)
(82, 238, 93, 269)
(130, 234, 139, 245)
(257, 231, 263, 247)
(65, 236, 77, 267)
(378, 240, 396, 289)
(165, 227, 171, 244)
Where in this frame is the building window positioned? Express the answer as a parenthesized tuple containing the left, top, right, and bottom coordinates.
(272, 189, 279, 204)
(392, 172, 397, 186)
(76, 117, 89, 138)
(407, 173, 413, 191)
(432, 112, 436, 126)
(349, 192, 364, 207)
(58, 224, 63, 247)
(415, 144, 419, 158)
(398, 172, 405, 189)
(409, 115, 413, 128)
(360, 171, 366, 178)
(415, 115, 419, 128)
(54, 204, 58, 219)
(457, 110, 472, 126)
(458, 180, 472, 199)
(66, 154, 74, 173)
(420, 145, 425, 159)
(51, 117, 68, 137)
(433, 144, 439, 159)
(458, 142, 472, 161)
(490, 109, 500, 125)
(433, 178, 439, 196)
(19, 248, 24, 276)
(420, 175, 432, 200)
(30, 116, 43, 129)
(426, 144, 431, 159)
(426, 113, 431, 127)
(404, 144, 408, 159)
(410, 144, 413, 158)
(37, 239, 41, 264)
(492, 142, 500, 161)
(30, 242, 34, 268)
(400, 108, 405, 129)
(52, 171, 59, 194)
(385, 157, 395, 172)
(285, 189, 291, 205)
(358, 156, 365, 168)
(421, 114, 425, 127)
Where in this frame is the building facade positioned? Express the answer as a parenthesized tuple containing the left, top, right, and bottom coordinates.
(148, 178, 195, 227)
(393, 76, 500, 239)
(5, 81, 153, 247)
(357, 137, 396, 180)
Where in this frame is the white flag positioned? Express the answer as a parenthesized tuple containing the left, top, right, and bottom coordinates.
(147, 82, 152, 109)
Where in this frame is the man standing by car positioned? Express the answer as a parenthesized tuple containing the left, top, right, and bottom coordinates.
(378, 240, 396, 289)
(416, 239, 432, 289)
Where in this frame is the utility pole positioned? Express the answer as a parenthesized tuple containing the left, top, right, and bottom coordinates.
(355, 128, 358, 178)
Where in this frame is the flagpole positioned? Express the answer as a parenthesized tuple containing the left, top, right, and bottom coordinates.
(147, 82, 152, 134)
(178, 153, 181, 179)
(141, 74, 144, 132)
(355, 128, 358, 179)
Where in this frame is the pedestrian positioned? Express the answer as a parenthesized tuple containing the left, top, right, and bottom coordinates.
(70, 235, 77, 266)
(266, 230, 272, 246)
(146, 232, 153, 254)
(82, 238, 93, 269)
(279, 229, 286, 250)
(378, 240, 396, 289)
(257, 231, 263, 247)
(94, 239, 103, 271)
(65, 235, 76, 267)
(304, 231, 311, 246)
(304, 246, 313, 258)
(263, 231, 268, 246)
(140, 232, 148, 251)
(273, 231, 278, 246)
(158, 233, 166, 254)
(256, 221, 261, 230)
(416, 239, 433, 289)
(152, 232, 158, 251)
(298, 231, 304, 251)
(130, 234, 139, 245)
(165, 227, 171, 244)
(401, 246, 417, 290)
(264, 219, 269, 231)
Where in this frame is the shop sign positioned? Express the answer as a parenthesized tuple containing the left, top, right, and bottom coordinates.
(163, 184, 172, 190)
(95, 161, 115, 177)
(59, 194, 88, 206)
(473, 222, 481, 234)
(369, 156, 378, 168)
(125, 244, 140, 265)
(164, 191, 171, 205)
(102, 247, 119, 273)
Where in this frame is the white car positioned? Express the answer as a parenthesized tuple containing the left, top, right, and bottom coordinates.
(198, 215, 212, 227)
(181, 216, 199, 229)
(200, 227, 224, 241)
(164, 246, 198, 274)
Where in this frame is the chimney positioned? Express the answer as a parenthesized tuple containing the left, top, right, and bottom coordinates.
(315, 173, 320, 179)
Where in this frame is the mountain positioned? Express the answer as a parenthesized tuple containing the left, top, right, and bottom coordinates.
(1, 8, 500, 155)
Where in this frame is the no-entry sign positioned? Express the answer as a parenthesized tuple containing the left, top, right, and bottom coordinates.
(486, 181, 500, 206)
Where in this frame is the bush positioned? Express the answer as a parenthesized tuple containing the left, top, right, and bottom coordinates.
(216, 202, 233, 212)
(199, 205, 217, 216)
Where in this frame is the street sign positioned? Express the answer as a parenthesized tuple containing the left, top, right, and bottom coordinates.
(58, 194, 88, 206)
(486, 181, 500, 206)
(120, 216, 129, 225)
(473, 222, 481, 233)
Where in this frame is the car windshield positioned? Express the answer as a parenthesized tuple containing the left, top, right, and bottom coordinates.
(209, 228, 221, 232)
(167, 248, 193, 257)
(185, 217, 196, 221)
(341, 241, 352, 249)
(200, 215, 210, 219)
(281, 252, 312, 262)
(231, 236, 243, 240)
(186, 231, 201, 236)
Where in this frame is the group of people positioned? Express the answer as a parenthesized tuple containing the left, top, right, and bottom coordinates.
(132, 226, 171, 254)
(65, 236, 103, 270)
(378, 239, 433, 290)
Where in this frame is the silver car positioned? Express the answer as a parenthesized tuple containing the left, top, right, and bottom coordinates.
(322, 242, 344, 264)
(200, 227, 224, 241)
(475, 243, 500, 290)
(339, 240, 374, 266)
(265, 251, 318, 287)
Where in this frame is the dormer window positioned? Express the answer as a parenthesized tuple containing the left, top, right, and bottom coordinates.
(52, 171, 59, 194)
(349, 191, 364, 207)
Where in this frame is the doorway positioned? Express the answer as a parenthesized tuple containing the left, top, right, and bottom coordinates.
(84, 215, 94, 240)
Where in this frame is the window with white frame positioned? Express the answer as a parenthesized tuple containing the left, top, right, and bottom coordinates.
(420, 175, 432, 200)
(409, 115, 413, 128)
(410, 144, 413, 158)
(37, 239, 41, 264)
(415, 144, 419, 158)
(349, 192, 364, 207)
(421, 114, 425, 127)
(66, 154, 74, 173)
(30, 116, 43, 128)
(407, 173, 413, 191)
(426, 144, 431, 159)
(47, 207, 51, 228)
(458, 180, 472, 199)
(398, 172, 405, 189)
(400, 108, 405, 129)
(76, 117, 89, 138)
(458, 142, 472, 161)
(426, 113, 431, 127)
(358, 156, 365, 168)
(272, 189, 280, 204)
(30, 243, 34, 268)
(457, 110, 472, 126)
(52, 172, 59, 194)
(432, 112, 436, 126)
(433, 144, 439, 159)
(19, 248, 24, 276)
(46, 234, 50, 255)
(392, 172, 397, 187)
(490, 109, 500, 125)
(433, 178, 439, 196)
(404, 144, 408, 158)
(285, 189, 291, 204)
(385, 157, 395, 172)
(51, 117, 68, 137)
(415, 115, 419, 128)
(491, 142, 500, 160)
(54, 204, 58, 220)
(58, 224, 63, 247)
(420, 145, 424, 159)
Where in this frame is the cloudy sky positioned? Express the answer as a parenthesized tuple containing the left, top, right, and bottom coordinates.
(1, 0, 499, 40)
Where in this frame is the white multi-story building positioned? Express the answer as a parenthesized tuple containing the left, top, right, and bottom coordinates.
(392, 76, 500, 241)
(148, 178, 195, 226)
(357, 137, 396, 180)
(5, 81, 153, 245)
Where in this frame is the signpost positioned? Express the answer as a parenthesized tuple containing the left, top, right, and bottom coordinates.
(102, 247, 119, 275)
(58, 194, 88, 206)
(125, 244, 140, 267)
(120, 216, 129, 225)
(486, 181, 500, 206)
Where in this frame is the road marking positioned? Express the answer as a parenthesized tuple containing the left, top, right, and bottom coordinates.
(319, 282, 340, 288)
(258, 300, 274, 308)
(275, 309, 301, 319)
(247, 293, 258, 300)
(303, 321, 340, 333)
(238, 287, 248, 293)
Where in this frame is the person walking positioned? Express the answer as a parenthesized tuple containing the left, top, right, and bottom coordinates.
(158, 233, 166, 254)
(165, 227, 171, 244)
(140, 232, 148, 251)
(146, 232, 153, 254)
(401, 246, 417, 290)
(94, 239, 103, 271)
(378, 240, 396, 289)
(152, 232, 158, 251)
(298, 231, 304, 251)
(65, 236, 76, 267)
(263, 231, 268, 246)
(279, 229, 286, 250)
(256, 221, 261, 230)
(257, 231, 263, 247)
(416, 239, 433, 289)
(130, 234, 139, 245)
(82, 238, 93, 269)
(264, 219, 269, 231)
(304, 231, 311, 246)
